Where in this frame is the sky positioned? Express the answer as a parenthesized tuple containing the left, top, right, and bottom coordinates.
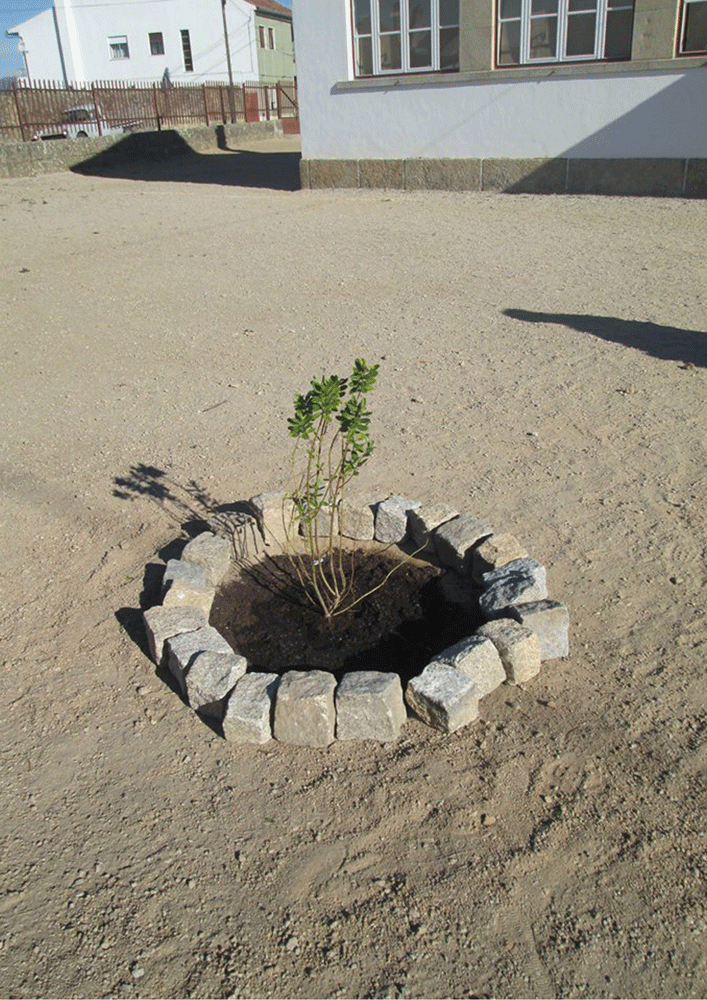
(0, 0, 292, 81)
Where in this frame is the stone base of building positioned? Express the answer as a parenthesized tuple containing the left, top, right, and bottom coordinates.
(300, 157, 707, 198)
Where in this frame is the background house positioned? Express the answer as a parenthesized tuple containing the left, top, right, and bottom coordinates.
(294, 0, 707, 196)
(7, 0, 294, 86)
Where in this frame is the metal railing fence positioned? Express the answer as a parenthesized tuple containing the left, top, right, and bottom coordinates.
(0, 78, 298, 142)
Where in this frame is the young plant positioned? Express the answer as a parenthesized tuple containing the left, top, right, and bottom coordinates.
(285, 358, 381, 618)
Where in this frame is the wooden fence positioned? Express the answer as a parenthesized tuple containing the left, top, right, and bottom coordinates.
(0, 78, 298, 142)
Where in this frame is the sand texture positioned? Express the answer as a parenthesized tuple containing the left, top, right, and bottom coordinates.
(1, 147, 706, 998)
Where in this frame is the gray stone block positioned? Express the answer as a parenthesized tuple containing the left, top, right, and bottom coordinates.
(476, 619, 541, 685)
(432, 635, 505, 698)
(405, 662, 479, 734)
(161, 558, 208, 596)
(433, 514, 492, 574)
(186, 649, 248, 720)
(307, 159, 359, 189)
(161, 579, 215, 618)
(374, 495, 421, 543)
(335, 671, 407, 742)
(223, 672, 281, 743)
(249, 491, 297, 548)
(339, 495, 375, 541)
(359, 159, 404, 190)
(408, 502, 459, 552)
(404, 158, 481, 192)
(142, 606, 208, 665)
(483, 158, 566, 194)
(165, 626, 234, 696)
(472, 533, 529, 584)
(273, 670, 337, 747)
(508, 599, 569, 660)
(181, 532, 232, 587)
(479, 557, 547, 617)
(567, 158, 684, 198)
(685, 159, 707, 199)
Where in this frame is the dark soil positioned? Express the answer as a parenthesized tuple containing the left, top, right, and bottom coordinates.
(210, 550, 483, 683)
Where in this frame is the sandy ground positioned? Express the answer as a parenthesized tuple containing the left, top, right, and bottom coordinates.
(1, 137, 706, 1000)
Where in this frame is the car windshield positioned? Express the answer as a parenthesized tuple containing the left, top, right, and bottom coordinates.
(60, 108, 94, 123)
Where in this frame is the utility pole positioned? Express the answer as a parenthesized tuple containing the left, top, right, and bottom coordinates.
(221, 0, 236, 123)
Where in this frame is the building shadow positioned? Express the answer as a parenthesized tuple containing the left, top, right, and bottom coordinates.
(70, 130, 301, 190)
(504, 308, 707, 369)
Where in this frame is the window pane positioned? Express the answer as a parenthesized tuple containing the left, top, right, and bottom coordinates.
(409, 0, 431, 28)
(438, 25, 459, 68)
(380, 32, 402, 69)
(682, 1, 707, 52)
(566, 11, 596, 54)
(357, 36, 373, 74)
(149, 32, 164, 55)
(604, 6, 634, 56)
(353, 0, 372, 35)
(500, 0, 522, 17)
(410, 28, 432, 65)
(380, 0, 401, 32)
(531, 0, 558, 14)
(529, 15, 558, 57)
(568, 0, 596, 10)
(498, 20, 521, 62)
(440, 0, 460, 25)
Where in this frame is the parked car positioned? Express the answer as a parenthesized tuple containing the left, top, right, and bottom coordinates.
(33, 104, 141, 140)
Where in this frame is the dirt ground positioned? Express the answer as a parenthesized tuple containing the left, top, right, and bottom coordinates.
(1, 137, 706, 1000)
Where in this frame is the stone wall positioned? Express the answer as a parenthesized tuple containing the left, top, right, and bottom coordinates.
(301, 157, 707, 199)
(0, 121, 283, 179)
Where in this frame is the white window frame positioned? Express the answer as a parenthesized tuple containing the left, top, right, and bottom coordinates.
(108, 35, 130, 60)
(496, 0, 634, 66)
(268, 26, 276, 49)
(352, 0, 460, 77)
(678, 0, 707, 53)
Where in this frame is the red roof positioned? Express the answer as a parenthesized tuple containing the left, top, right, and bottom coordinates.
(241, 0, 292, 17)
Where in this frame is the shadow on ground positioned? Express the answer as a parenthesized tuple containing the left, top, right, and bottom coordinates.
(70, 130, 301, 190)
(505, 308, 707, 369)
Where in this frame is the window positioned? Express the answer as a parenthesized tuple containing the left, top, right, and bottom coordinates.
(149, 32, 165, 55)
(678, 0, 707, 52)
(259, 25, 266, 47)
(268, 26, 276, 49)
(108, 35, 129, 60)
(352, 0, 460, 76)
(497, 0, 634, 65)
(180, 28, 194, 72)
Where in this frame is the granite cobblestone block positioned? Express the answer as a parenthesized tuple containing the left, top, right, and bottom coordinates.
(165, 626, 235, 697)
(223, 672, 281, 743)
(433, 514, 492, 574)
(405, 662, 479, 733)
(432, 635, 506, 698)
(508, 599, 570, 659)
(476, 619, 541, 685)
(273, 670, 337, 747)
(335, 671, 407, 742)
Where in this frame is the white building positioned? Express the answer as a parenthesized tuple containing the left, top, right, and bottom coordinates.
(294, 0, 707, 196)
(8, 0, 294, 86)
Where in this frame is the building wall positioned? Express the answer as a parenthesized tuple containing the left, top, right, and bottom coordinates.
(11, 0, 267, 85)
(294, 1, 707, 163)
(254, 14, 296, 84)
(9, 9, 65, 81)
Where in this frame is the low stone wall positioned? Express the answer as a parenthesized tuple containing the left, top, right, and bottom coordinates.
(0, 121, 283, 179)
(300, 156, 707, 198)
(141, 492, 570, 748)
